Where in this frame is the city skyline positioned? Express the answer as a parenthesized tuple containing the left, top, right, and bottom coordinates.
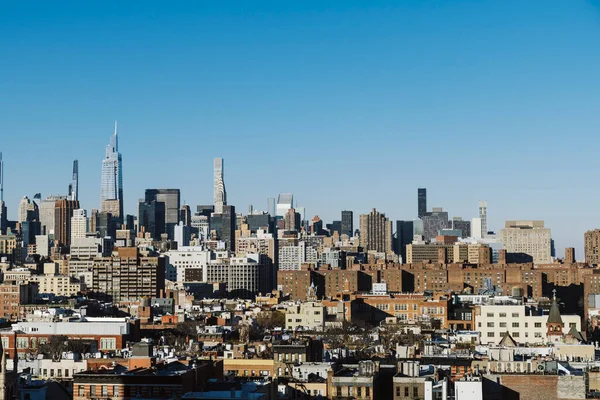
(3, 1, 600, 256)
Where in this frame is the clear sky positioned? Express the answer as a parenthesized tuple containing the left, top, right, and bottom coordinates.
(2, 1, 600, 257)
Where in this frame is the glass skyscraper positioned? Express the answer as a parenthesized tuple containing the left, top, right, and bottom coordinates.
(101, 122, 123, 221)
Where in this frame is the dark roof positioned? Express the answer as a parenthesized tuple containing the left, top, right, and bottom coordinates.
(547, 300, 563, 325)
(498, 331, 517, 347)
(567, 325, 585, 342)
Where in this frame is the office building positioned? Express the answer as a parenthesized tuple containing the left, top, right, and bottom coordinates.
(210, 205, 235, 250)
(585, 229, 600, 265)
(394, 220, 414, 263)
(70, 209, 88, 244)
(451, 217, 471, 238)
(54, 199, 80, 247)
(267, 197, 276, 217)
(100, 122, 123, 221)
(144, 189, 180, 239)
(92, 247, 165, 302)
(246, 212, 273, 233)
(39, 195, 66, 236)
(138, 200, 166, 240)
(180, 204, 191, 226)
(471, 217, 483, 240)
(327, 220, 342, 235)
(94, 211, 116, 239)
(213, 158, 227, 214)
(359, 208, 393, 253)
(478, 200, 488, 238)
(341, 210, 353, 237)
(499, 220, 551, 264)
(174, 221, 190, 247)
(284, 208, 301, 231)
(418, 188, 427, 218)
(205, 253, 272, 297)
(18, 196, 38, 223)
(421, 208, 449, 241)
(276, 193, 293, 217)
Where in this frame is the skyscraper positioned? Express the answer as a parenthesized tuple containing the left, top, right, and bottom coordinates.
(394, 220, 414, 263)
(267, 197, 276, 217)
(145, 189, 180, 239)
(499, 220, 551, 264)
(585, 229, 600, 265)
(70, 209, 88, 243)
(359, 208, 393, 253)
(276, 193, 293, 217)
(138, 200, 166, 240)
(341, 210, 353, 237)
(69, 160, 79, 202)
(101, 122, 123, 221)
(39, 195, 67, 236)
(418, 188, 427, 218)
(213, 158, 226, 214)
(54, 199, 80, 247)
(0, 153, 6, 235)
(18, 196, 39, 223)
(478, 200, 487, 238)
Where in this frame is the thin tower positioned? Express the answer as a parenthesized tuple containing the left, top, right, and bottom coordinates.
(213, 158, 227, 214)
(69, 160, 79, 201)
(101, 121, 124, 220)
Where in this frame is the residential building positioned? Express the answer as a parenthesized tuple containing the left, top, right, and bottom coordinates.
(285, 301, 325, 331)
(359, 209, 393, 254)
(585, 229, 600, 265)
(92, 247, 165, 302)
(54, 199, 80, 247)
(479, 200, 488, 238)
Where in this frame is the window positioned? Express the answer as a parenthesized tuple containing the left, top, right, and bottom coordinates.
(535, 332, 542, 338)
(90, 385, 96, 396)
(16, 337, 28, 349)
(500, 322, 507, 328)
(102, 386, 108, 396)
(337, 387, 342, 397)
(487, 322, 494, 328)
(499, 313, 506, 318)
(405, 387, 409, 396)
(396, 387, 400, 396)
(487, 332, 495, 337)
(78, 386, 84, 397)
(535, 322, 542, 328)
(43, 369, 47, 377)
(414, 387, 419, 397)
(513, 332, 520, 337)
(486, 313, 494, 317)
(357, 387, 362, 397)
(366, 387, 370, 396)
(512, 322, 519, 328)
(100, 338, 116, 350)
(64, 369, 68, 377)
(512, 313, 519, 317)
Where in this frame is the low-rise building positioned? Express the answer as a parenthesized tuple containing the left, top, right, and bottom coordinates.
(285, 301, 325, 332)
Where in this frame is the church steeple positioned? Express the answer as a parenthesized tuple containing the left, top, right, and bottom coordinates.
(547, 289, 564, 343)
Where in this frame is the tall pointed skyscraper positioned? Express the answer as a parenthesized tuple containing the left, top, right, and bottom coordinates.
(69, 160, 79, 201)
(101, 122, 124, 221)
(213, 158, 226, 214)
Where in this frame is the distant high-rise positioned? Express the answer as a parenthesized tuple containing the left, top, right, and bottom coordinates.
(341, 210, 353, 237)
(70, 209, 88, 244)
(101, 122, 123, 221)
(276, 193, 293, 217)
(479, 200, 488, 238)
(267, 198, 276, 217)
(584, 229, 600, 265)
(138, 200, 166, 240)
(421, 207, 449, 241)
(54, 199, 80, 247)
(499, 220, 551, 264)
(0, 153, 6, 234)
(418, 188, 427, 218)
(18, 196, 39, 223)
(359, 208, 393, 253)
(180, 204, 191, 226)
(39, 195, 67, 236)
(213, 158, 227, 214)
(69, 160, 79, 201)
(145, 189, 180, 239)
(394, 220, 414, 263)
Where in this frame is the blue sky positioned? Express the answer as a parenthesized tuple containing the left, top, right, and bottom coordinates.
(2, 1, 600, 257)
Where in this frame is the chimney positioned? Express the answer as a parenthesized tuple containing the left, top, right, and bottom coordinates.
(498, 249, 507, 265)
(438, 248, 447, 264)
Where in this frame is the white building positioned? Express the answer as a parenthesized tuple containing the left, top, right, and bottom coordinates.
(70, 209, 88, 244)
(285, 302, 325, 332)
(276, 193, 293, 217)
(28, 275, 82, 297)
(471, 218, 483, 240)
(165, 246, 210, 282)
(474, 304, 580, 345)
